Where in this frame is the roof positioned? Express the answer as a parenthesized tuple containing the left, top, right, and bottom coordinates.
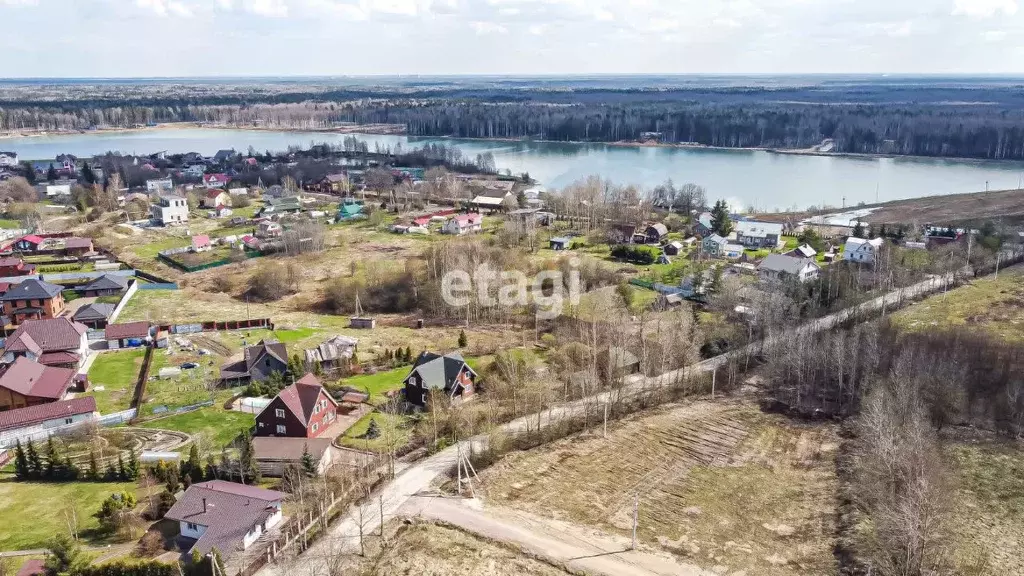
(73, 302, 117, 321)
(705, 234, 728, 246)
(451, 213, 483, 226)
(263, 373, 337, 426)
(304, 335, 357, 364)
(164, 480, 286, 558)
(4, 318, 87, 353)
(105, 321, 151, 340)
(80, 274, 129, 292)
(204, 173, 229, 184)
(405, 351, 476, 391)
(666, 241, 684, 250)
(253, 436, 333, 461)
(647, 223, 668, 236)
(15, 559, 45, 576)
(38, 351, 82, 366)
(0, 257, 25, 267)
(64, 237, 93, 249)
(0, 278, 63, 302)
(222, 340, 290, 380)
(550, 236, 571, 244)
(206, 189, 227, 198)
(735, 220, 784, 239)
(789, 244, 817, 258)
(324, 173, 348, 183)
(845, 237, 884, 249)
(18, 235, 44, 245)
(698, 212, 714, 228)
(192, 235, 211, 248)
(471, 195, 506, 206)
(759, 254, 820, 275)
(0, 357, 77, 400)
(0, 396, 95, 432)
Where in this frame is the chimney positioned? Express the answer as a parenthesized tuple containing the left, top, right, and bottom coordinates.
(202, 498, 207, 513)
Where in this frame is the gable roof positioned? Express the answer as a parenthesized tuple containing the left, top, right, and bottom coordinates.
(253, 436, 333, 461)
(192, 235, 211, 249)
(18, 235, 44, 246)
(451, 213, 483, 226)
(647, 223, 668, 236)
(0, 279, 63, 302)
(4, 318, 87, 353)
(80, 274, 129, 292)
(104, 322, 150, 340)
(735, 220, 784, 238)
(0, 396, 95, 432)
(73, 303, 116, 322)
(64, 237, 93, 250)
(404, 351, 476, 391)
(789, 244, 817, 258)
(164, 480, 285, 558)
(0, 257, 27, 268)
(203, 173, 229, 185)
(697, 212, 714, 229)
(705, 234, 728, 246)
(304, 335, 357, 364)
(0, 357, 77, 400)
(245, 340, 288, 370)
(206, 189, 227, 198)
(262, 374, 337, 426)
(759, 253, 820, 275)
(845, 237, 884, 250)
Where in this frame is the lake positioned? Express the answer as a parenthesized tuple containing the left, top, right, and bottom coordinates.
(3, 127, 1024, 210)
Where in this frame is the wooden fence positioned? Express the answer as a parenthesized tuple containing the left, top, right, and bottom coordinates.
(129, 346, 156, 421)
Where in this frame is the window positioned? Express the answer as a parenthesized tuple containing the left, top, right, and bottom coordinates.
(187, 522, 198, 531)
(64, 418, 73, 424)
(275, 408, 285, 419)
(312, 423, 319, 433)
(276, 424, 286, 434)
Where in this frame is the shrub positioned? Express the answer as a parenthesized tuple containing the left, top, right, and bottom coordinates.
(245, 264, 296, 302)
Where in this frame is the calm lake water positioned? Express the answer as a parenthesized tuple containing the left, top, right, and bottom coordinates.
(4, 127, 1024, 210)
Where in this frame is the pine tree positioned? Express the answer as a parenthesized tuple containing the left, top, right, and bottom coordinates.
(404, 346, 413, 363)
(204, 454, 217, 482)
(239, 429, 261, 484)
(852, 220, 865, 239)
(46, 163, 58, 183)
(105, 462, 118, 481)
(126, 448, 139, 480)
(300, 443, 316, 476)
(165, 466, 180, 494)
(710, 199, 733, 236)
(13, 439, 29, 480)
(117, 453, 127, 481)
(185, 444, 201, 483)
(458, 329, 468, 348)
(88, 449, 99, 481)
(80, 161, 96, 185)
(26, 441, 43, 478)
(44, 436, 58, 479)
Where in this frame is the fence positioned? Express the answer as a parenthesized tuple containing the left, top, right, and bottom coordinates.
(157, 249, 263, 273)
(98, 408, 137, 426)
(108, 278, 140, 324)
(164, 318, 273, 334)
(139, 282, 178, 290)
(129, 346, 156, 417)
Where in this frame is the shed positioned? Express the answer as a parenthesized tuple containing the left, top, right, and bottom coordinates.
(664, 240, 685, 256)
(549, 237, 571, 251)
(105, 322, 151, 349)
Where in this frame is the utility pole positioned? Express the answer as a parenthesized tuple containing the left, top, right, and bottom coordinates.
(379, 494, 385, 537)
(711, 370, 716, 399)
(631, 493, 639, 550)
(603, 402, 608, 439)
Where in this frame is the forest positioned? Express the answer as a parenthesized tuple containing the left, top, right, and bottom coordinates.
(6, 76, 1024, 160)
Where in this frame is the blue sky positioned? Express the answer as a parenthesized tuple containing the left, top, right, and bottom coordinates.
(0, 0, 1022, 77)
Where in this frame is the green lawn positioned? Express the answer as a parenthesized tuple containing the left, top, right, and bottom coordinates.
(141, 352, 219, 416)
(134, 237, 191, 260)
(0, 219, 21, 230)
(337, 412, 411, 452)
(86, 350, 147, 414)
(139, 403, 254, 450)
(341, 367, 409, 405)
(0, 479, 137, 550)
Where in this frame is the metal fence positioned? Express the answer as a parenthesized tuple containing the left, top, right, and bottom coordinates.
(139, 282, 179, 290)
(98, 408, 137, 426)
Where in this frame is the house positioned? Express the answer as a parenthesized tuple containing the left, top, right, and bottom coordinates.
(183, 165, 206, 178)
(12, 235, 44, 252)
(150, 195, 189, 226)
(63, 237, 94, 257)
(644, 223, 669, 243)
(694, 212, 715, 237)
(758, 254, 822, 283)
(318, 173, 349, 194)
(0, 257, 35, 278)
(164, 480, 285, 562)
(255, 374, 339, 438)
(256, 221, 282, 238)
(191, 235, 211, 253)
(0, 151, 17, 168)
(785, 244, 818, 259)
(701, 234, 728, 257)
(735, 221, 784, 249)
(723, 243, 745, 259)
(1, 318, 89, 368)
(79, 274, 129, 297)
(663, 240, 685, 256)
(228, 187, 248, 196)
(303, 335, 358, 370)
(104, 322, 152, 349)
(203, 173, 230, 188)
(55, 155, 77, 173)
(0, 357, 78, 410)
(253, 437, 334, 477)
(220, 340, 289, 384)
(72, 303, 116, 329)
(843, 237, 885, 265)
(442, 213, 483, 235)
(0, 397, 97, 448)
(549, 237, 571, 251)
(213, 149, 236, 164)
(402, 351, 477, 408)
(261, 197, 302, 216)
(336, 203, 363, 220)
(0, 279, 66, 325)
(599, 347, 640, 379)
(13, 559, 45, 576)
(145, 178, 173, 192)
(202, 190, 231, 209)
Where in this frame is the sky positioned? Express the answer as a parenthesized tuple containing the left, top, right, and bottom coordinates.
(1, 0, 1023, 77)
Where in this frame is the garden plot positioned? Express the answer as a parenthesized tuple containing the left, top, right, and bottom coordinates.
(478, 401, 840, 575)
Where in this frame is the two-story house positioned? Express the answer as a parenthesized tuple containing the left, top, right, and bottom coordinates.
(202, 190, 231, 209)
(220, 340, 289, 384)
(0, 257, 35, 278)
(701, 234, 728, 257)
(442, 213, 483, 235)
(164, 481, 285, 563)
(735, 221, 784, 249)
(145, 178, 173, 192)
(0, 279, 67, 325)
(255, 374, 339, 438)
(758, 254, 821, 284)
(402, 351, 477, 408)
(150, 195, 189, 226)
(843, 237, 885, 265)
(203, 173, 230, 188)
(0, 151, 17, 168)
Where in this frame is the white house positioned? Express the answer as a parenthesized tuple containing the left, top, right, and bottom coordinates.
(735, 220, 784, 249)
(164, 480, 285, 561)
(145, 178, 173, 192)
(150, 195, 189, 226)
(843, 237, 885, 265)
(0, 397, 98, 449)
(0, 151, 18, 168)
(758, 254, 822, 283)
(183, 165, 206, 178)
(202, 189, 231, 209)
(442, 213, 483, 235)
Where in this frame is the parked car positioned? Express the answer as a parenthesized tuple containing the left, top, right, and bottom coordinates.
(181, 362, 199, 369)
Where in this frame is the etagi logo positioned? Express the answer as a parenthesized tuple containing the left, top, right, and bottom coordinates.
(440, 258, 582, 320)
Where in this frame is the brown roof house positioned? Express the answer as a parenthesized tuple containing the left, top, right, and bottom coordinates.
(104, 322, 152, 349)
(0, 396, 97, 448)
(0, 279, 67, 326)
(253, 436, 333, 477)
(164, 480, 285, 562)
(0, 356, 78, 411)
(402, 352, 477, 408)
(255, 374, 339, 438)
(221, 340, 288, 385)
(2, 318, 89, 369)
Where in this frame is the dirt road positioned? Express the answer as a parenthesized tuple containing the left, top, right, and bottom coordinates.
(402, 497, 713, 576)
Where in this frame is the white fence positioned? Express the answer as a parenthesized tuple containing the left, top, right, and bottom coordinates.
(108, 278, 140, 324)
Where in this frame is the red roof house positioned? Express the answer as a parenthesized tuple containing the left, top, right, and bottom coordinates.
(2, 318, 88, 368)
(191, 235, 211, 252)
(255, 373, 340, 438)
(203, 173, 230, 188)
(0, 396, 97, 433)
(0, 257, 35, 278)
(0, 356, 78, 410)
(12, 235, 44, 251)
(104, 322, 151, 347)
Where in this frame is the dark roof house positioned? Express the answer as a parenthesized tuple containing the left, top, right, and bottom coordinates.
(79, 274, 129, 296)
(402, 352, 477, 408)
(73, 303, 117, 327)
(2, 318, 87, 367)
(220, 340, 289, 383)
(0, 278, 63, 302)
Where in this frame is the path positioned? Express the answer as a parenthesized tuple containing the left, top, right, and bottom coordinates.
(401, 496, 712, 576)
(257, 269, 967, 576)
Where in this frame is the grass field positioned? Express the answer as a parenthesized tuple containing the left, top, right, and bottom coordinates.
(0, 219, 21, 229)
(86, 350, 147, 414)
(139, 393, 253, 450)
(337, 412, 410, 452)
(479, 401, 839, 575)
(0, 479, 137, 550)
(341, 366, 409, 404)
(892, 266, 1024, 341)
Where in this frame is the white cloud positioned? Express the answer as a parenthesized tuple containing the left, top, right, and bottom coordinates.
(952, 0, 1018, 17)
(470, 20, 508, 34)
(528, 23, 546, 34)
(136, 0, 192, 17)
(244, 0, 288, 17)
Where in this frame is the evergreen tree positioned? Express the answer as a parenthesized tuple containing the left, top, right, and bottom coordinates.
(165, 466, 181, 494)
(458, 329, 468, 348)
(204, 454, 218, 482)
(126, 448, 139, 480)
(26, 441, 43, 478)
(852, 220, 865, 239)
(710, 200, 733, 236)
(117, 453, 127, 481)
(44, 532, 87, 576)
(44, 436, 58, 479)
(185, 444, 201, 483)
(87, 449, 99, 481)
(13, 439, 29, 480)
(20, 161, 36, 185)
(239, 429, 260, 484)
(46, 163, 58, 183)
(867, 223, 876, 239)
(878, 224, 889, 239)
(80, 161, 96, 185)
(404, 346, 413, 363)
(105, 462, 118, 481)
(300, 443, 316, 477)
